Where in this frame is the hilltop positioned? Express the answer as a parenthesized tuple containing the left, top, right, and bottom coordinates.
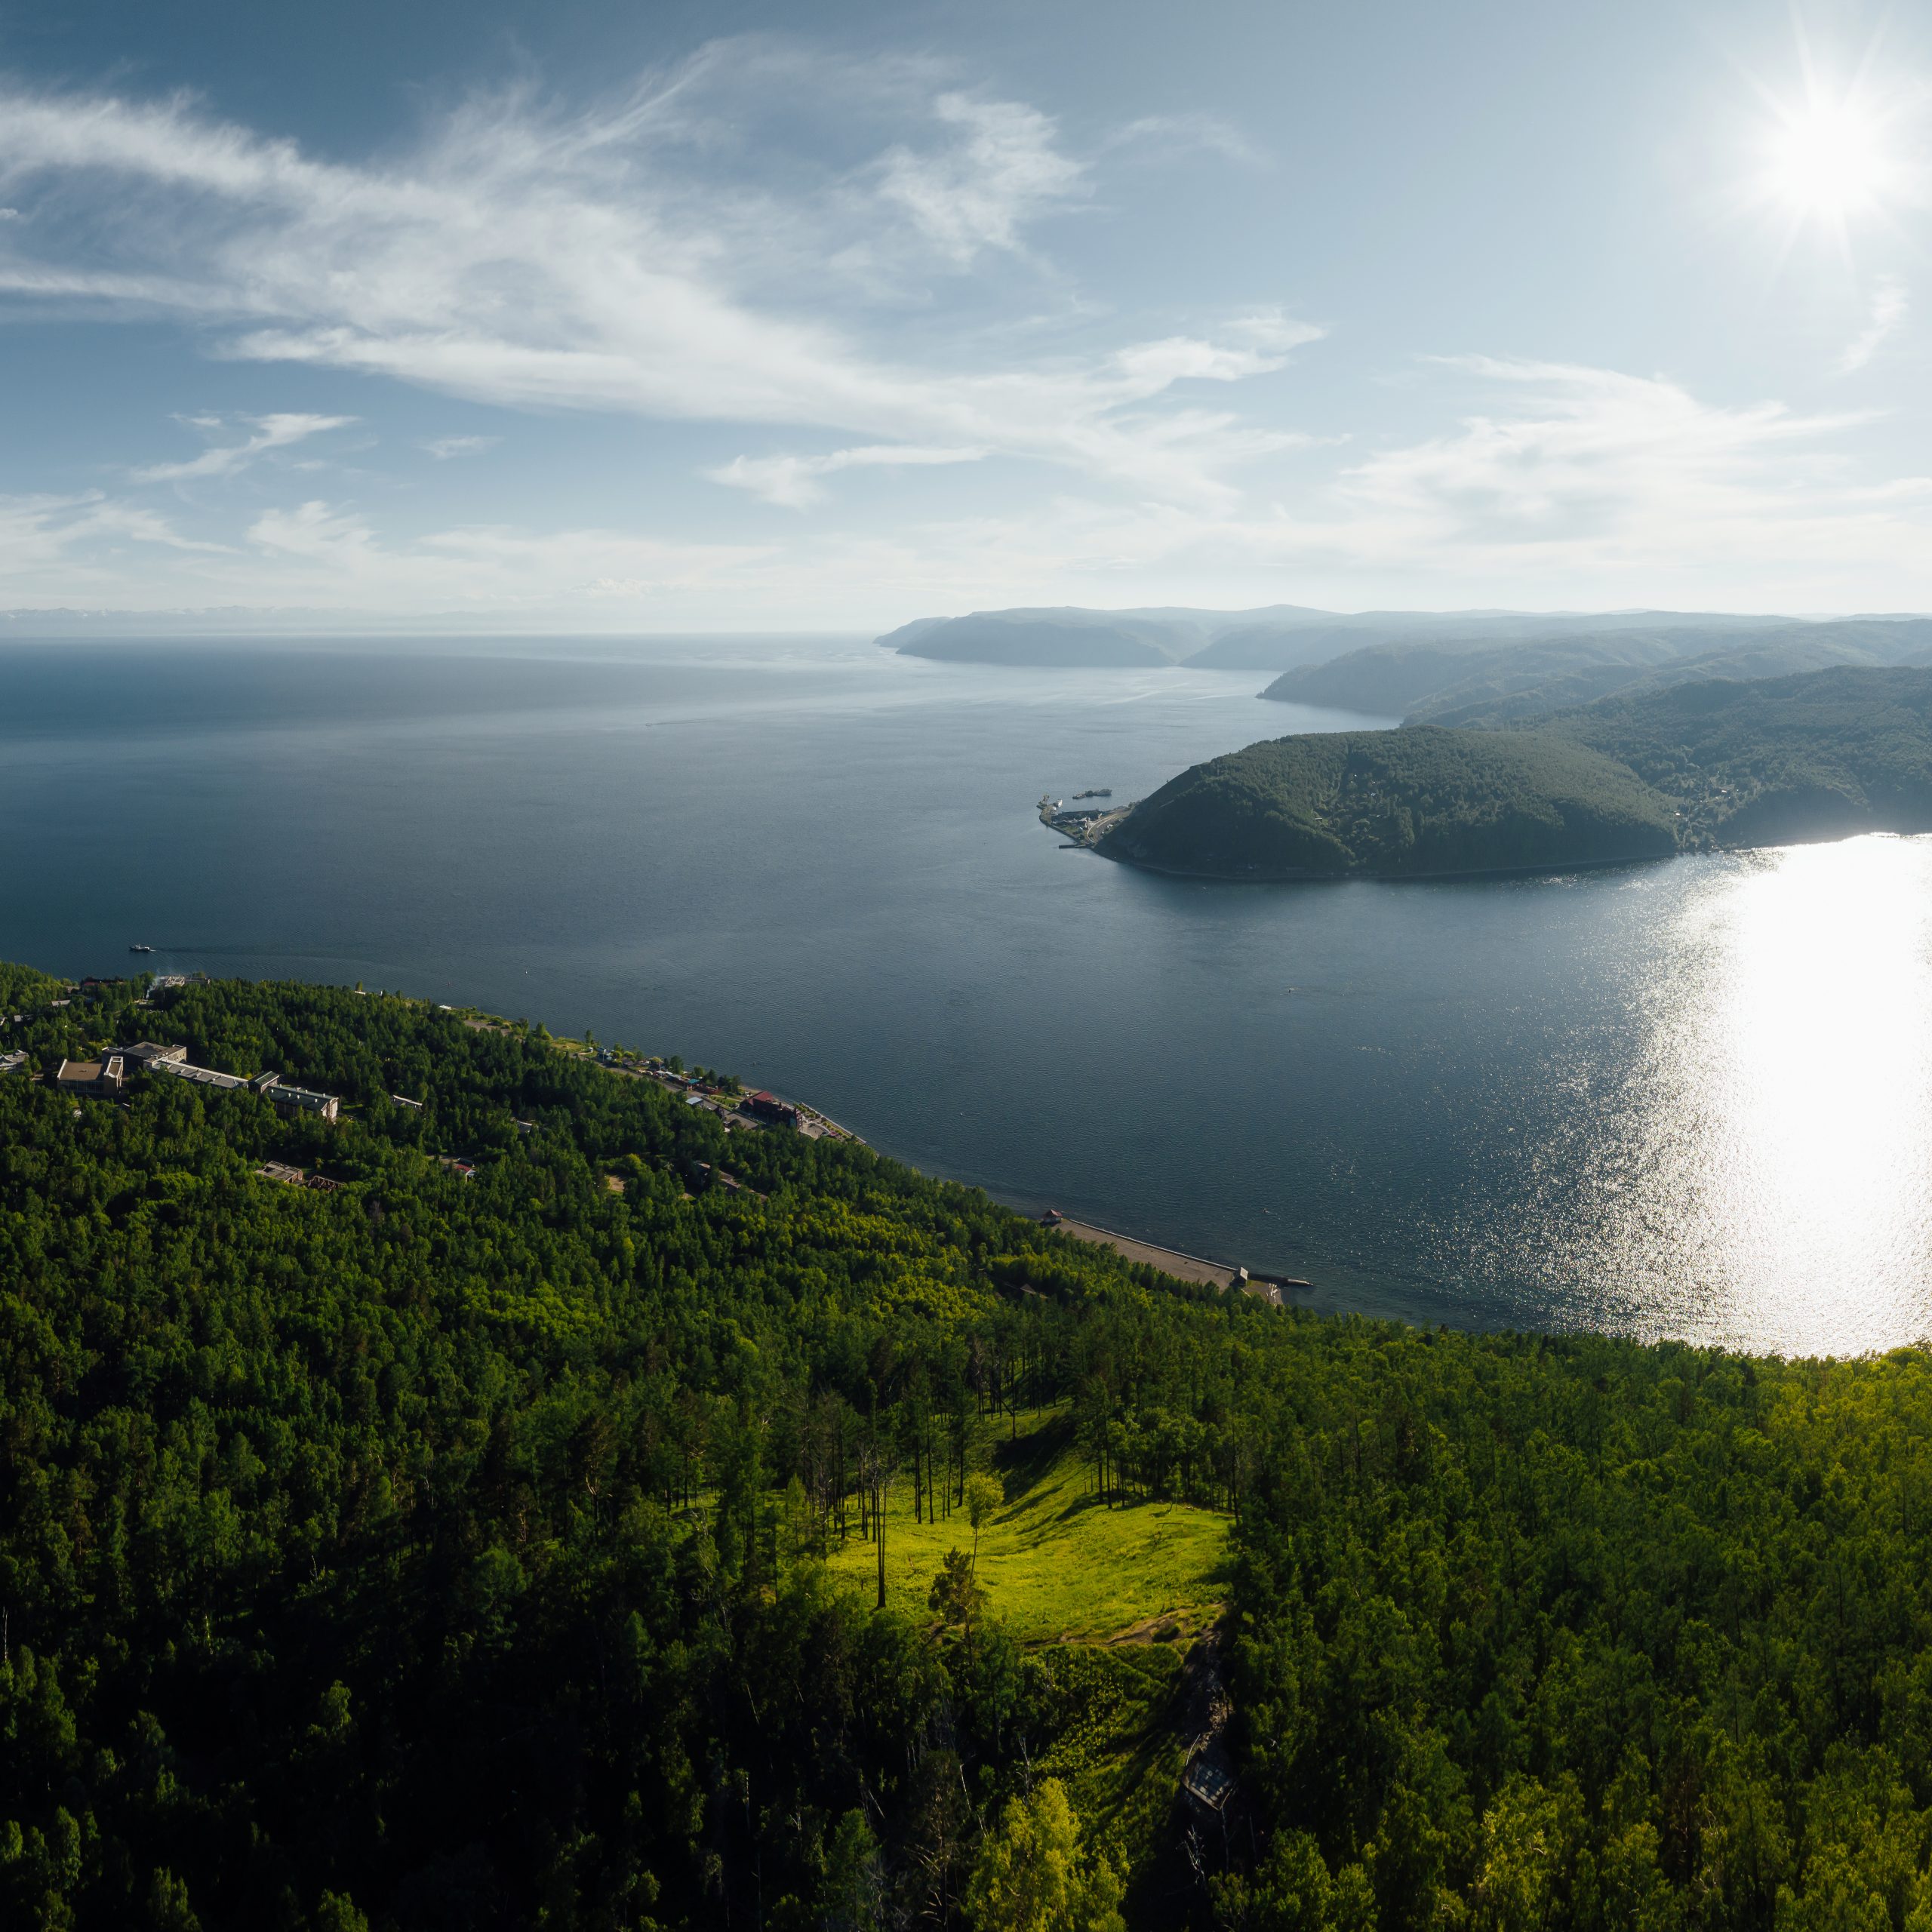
(1096, 724, 1678, 880)
(1091, 665, 1932, 883)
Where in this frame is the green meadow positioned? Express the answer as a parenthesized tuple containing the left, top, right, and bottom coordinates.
(823, 1410, 1231, 1644)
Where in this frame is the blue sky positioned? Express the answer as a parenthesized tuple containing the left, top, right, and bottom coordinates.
(0, 0, 1927, 625)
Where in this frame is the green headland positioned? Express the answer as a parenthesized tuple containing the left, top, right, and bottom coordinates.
(1091, 663, 1932, 881)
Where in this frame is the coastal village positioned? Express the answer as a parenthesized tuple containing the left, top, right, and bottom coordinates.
(5, 970, 1306, 1302)
(0, 970, 864, 1195)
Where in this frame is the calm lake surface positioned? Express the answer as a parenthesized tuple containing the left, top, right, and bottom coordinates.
(3, 631, 1928, 1357)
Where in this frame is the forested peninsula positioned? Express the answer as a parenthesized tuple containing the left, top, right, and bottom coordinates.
(20, 968, 1932, 1928)
(1094, 665, 1932, 881)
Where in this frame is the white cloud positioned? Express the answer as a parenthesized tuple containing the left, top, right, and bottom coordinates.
(233, 500, 780, 610)
(0, 61, 1309, 506)
(1108, 114, 1265, 168)
(787, 359, 1932, 611)
(874, 93, 1084, 264)
(1337, 358, 1858, 528)
(132, 411, 355, 483)
(709, 443, 987, 508)
(0, 491, 228, 595)
(8, 356, 1932, 620)
(421, 435, 500, 460)
(1838, 278, 1907, 374)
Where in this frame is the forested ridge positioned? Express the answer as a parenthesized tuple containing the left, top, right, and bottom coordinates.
(1098, 728, 1677, 880)
(1546, 666, 1932, 848)
(1098, 667, 1932, 881)
(10, 973, 1932, 1929)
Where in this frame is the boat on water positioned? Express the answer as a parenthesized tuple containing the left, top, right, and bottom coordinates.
(128, 943, 153, 953)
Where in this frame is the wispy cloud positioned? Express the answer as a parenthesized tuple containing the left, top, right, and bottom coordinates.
(0, 491, 228, 592)
(238, 499, 776, 608)
(709, 442, 987, 508)
(874, 93, 1084, 264)
(1338, 357, 1864, 530)
(7, 355, 1931, 620)
(1108, 113, 1266, 168)
(0, 57, 1311, 507)
(421, 435, 500, 460)
(1838, 278, 1907, 374)
(131, 412, 355, 484)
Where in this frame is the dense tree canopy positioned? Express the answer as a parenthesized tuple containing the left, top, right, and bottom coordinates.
(1550, 665, 1932, 848)
(1099, 667, 1932, 881)
(8, 973, 1932, 1930)
(1099, 727, 1676, 879)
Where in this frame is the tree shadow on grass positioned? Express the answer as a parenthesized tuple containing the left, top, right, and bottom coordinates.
(989, 1411, 1076, 1503)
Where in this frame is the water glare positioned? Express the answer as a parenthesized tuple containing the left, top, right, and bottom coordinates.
(1577, 838, 1932, 1355)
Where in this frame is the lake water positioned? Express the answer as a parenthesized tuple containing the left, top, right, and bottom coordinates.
(3, 631, 1929, 1358)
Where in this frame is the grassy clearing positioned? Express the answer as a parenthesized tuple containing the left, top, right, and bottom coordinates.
(822, 1410, 1230, 1644)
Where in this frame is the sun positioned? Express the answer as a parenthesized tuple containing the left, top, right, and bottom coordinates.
(1766, 96, 1894, 220)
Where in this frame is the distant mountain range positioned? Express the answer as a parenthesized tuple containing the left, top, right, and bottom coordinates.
(878, 605, 1848, 672)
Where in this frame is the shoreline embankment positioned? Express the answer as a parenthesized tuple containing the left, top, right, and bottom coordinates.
(1046, 1215, 1306, 1306)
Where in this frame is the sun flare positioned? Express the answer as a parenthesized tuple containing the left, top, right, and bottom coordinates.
(1765, 94, 1895, 220)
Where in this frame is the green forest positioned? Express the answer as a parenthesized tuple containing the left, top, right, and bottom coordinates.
(13, 971, 1932, 1930)
(1547, 666, 1932, 848)
(1095, 667, 1932, 881)
(1097, 727, 1678, 880)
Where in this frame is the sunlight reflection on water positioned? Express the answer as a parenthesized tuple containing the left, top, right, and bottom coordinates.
(1563, 838, 1932, 1355)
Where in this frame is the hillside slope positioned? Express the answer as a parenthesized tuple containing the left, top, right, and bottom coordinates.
(1099, 724, 1678, 879)
(0, 971, 1251, 1930)
(1547, 663, 1932, 846)
(18, 974, 1932, 1925)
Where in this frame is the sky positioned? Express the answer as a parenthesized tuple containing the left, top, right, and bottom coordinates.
(0, 0, 1928, 628)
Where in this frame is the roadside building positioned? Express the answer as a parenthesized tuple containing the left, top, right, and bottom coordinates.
(54, 1055, 126, 1100)
(149, 1057, 340, 1121)
(0, 1051, 28, 1076)
(153, 1060, 249, 1093)
(269, 1081, 340, 1124)
(741, 1089, 801, 1128)
(120, 1041, 188, 1069)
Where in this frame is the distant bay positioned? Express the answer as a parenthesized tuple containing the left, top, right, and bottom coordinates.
(2, 631, 1928, 1356)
